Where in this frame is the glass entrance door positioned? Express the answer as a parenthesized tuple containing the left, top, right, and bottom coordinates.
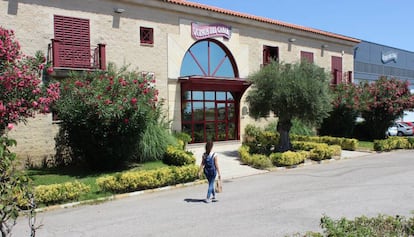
(182, 91, 237, 143)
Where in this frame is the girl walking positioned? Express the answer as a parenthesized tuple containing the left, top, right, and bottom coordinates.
(199, 140, 221, 203)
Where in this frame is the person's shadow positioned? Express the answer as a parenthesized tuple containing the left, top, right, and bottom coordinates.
(184, 198, 206, 203)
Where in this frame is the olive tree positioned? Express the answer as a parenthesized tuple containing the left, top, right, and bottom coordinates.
(246, 60, 332, 152)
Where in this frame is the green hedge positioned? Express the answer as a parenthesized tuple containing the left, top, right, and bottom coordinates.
(240, 142, 341, 168)
(270, 151, 307, 167)
(239, 145, 272, 169)
(162, 145, 196, 166)
(373, 137, 414, 151)
(291, 135, 358, 151)
(34, 181, 90, 205)
(96, 165, 199, 193)
(244, 124, 358, 151)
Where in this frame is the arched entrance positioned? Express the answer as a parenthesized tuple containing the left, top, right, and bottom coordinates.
(179, 39, 250, 143)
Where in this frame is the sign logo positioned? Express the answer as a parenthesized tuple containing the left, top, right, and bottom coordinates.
(191, 23, 232, 40)
(381, 51, 398, 63)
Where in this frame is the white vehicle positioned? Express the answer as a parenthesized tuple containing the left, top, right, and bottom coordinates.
(395, 122, 414, 136)
(386, 124, 398, 137)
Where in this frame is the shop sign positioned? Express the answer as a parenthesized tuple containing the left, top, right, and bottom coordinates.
(191, 22, 232, 40)
(381, 51, 398, 63)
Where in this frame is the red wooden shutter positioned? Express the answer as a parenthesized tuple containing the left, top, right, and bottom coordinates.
(331, 56, 342, 84)
(54, 15, 90, 68)
(300, 51, 314, 63)
(263, 46, 270, 65)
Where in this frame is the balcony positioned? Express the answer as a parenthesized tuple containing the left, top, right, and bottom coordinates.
(48, 39, 106, 72)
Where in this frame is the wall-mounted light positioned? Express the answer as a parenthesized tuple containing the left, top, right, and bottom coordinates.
(114, 8, 125, 14)
(321, 44, 328, 57)
(288, 38, 296, 43)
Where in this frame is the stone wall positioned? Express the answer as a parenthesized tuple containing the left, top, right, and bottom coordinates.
(7, 114, 59, 168)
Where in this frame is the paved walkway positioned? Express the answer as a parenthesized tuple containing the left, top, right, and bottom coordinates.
(187, 141, 372, 180)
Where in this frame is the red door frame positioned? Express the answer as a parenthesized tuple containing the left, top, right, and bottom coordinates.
(180, 76, 250, 143)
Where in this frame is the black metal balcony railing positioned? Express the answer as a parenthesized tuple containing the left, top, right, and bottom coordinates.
(49, 39, 106, 70)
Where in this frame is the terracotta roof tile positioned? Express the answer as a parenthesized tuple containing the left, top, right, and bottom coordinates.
(165, 0, 360, 43)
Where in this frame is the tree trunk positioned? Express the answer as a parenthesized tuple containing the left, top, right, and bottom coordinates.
(276, 119, 292, 152)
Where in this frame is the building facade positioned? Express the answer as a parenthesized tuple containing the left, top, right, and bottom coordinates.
(1, 0, 359, 162)
(354, 41, 414, 88)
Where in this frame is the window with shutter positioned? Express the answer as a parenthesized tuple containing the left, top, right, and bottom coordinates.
(331, 56, 342, 85)
(300, 51, 314, 63)
(263, 46, 278, 66)
(54, 15, 91, 68)
(140, 27, 154, 45)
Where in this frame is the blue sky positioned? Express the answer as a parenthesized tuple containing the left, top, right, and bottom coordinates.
(191, 1, 414, 52)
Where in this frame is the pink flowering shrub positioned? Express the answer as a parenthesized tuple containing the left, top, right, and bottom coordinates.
(0, 26, 59, 237)
(359, 76, 414, 139)
(54, 63, 160, 170)
(321, 76, 414, 139)
(0, 26, 60, 134)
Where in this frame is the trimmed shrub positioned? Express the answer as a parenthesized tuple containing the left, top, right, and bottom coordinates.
(238, 145, 272, 169)
(270, 151, 307, 167)
(249, 154, 273, 169)
(329, 145, 342, 157)
(309, 143, 333, 161)
(292, 141, 321, 151)
(291, 135, 358, 151)
(374, 137, 413, 151)
(96, 165, 199, 193)
(239, 145, 252, 165)
(162, 145, 195, 166)
(34, 181, 90, 205)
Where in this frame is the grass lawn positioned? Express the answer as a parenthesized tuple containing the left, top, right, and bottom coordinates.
(25, 161, 168, 202)
(357, 140, 374, 151)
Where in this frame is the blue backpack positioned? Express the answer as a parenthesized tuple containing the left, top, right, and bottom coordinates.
(203, 153, 216, 176)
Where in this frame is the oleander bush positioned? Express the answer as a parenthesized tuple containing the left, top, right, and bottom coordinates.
(34, 181, 90, 205)
(53, 63, 160, 171)
(96, 165, 198, 193)
(162, 145, 196, 166)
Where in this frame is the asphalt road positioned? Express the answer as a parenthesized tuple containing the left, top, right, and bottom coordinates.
(13, 150, 414, 237)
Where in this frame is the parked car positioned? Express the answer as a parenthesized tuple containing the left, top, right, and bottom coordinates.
(395, 122, 414, 136)
(386, 124, 398, 137)
(400, 121, 414, 130)
(386, 122, 414, 137)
